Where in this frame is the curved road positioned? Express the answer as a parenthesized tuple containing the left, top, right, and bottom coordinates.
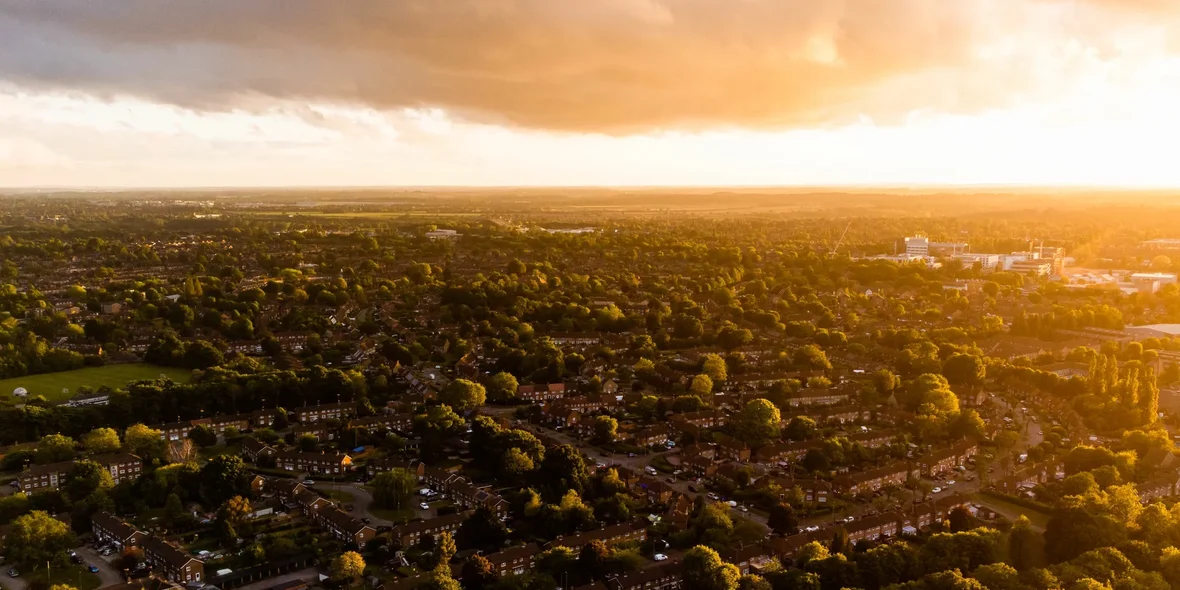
(311, 482, 434, 527)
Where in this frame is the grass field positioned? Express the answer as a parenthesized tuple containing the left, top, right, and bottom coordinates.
(0, 364, 193, 403)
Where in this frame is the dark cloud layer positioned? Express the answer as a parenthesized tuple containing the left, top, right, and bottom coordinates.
(0, 0, 1171, 132)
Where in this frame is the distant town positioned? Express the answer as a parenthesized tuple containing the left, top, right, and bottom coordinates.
(0, 193, 1179, 590)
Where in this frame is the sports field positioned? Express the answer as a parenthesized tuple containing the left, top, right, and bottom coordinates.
(0, 364, 193, 404)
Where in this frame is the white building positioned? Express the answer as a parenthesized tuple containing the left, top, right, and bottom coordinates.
(952, 253, 1000, 271)
(904, 236, 930, 257)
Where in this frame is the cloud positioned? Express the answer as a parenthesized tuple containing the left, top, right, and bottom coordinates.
(0, 0, 1176, 133)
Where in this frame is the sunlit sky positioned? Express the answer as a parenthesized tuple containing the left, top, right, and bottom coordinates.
(2, 0, 1180, 187)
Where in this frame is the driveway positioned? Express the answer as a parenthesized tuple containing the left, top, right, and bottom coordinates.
(75, 547, 124, 588)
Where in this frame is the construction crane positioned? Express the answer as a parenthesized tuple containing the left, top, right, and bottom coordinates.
(830, 221, 853, 257)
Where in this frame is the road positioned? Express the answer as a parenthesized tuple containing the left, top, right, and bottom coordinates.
(311, 482, 433, 526)
(520, 422, 769, 527)
(76, 547, 124, 588)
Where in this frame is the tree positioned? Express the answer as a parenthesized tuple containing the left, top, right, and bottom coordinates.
(331, 551, 366, 583)
(579, 540, 611, 580)
(200, 455, 251, 507)
(436, 531, 457, 573)
(943, 354, 986, 389)
(793, 345, 832, 371)
(372, 469, 417, 510)
(4, 510, 75, 568)
(768, 503, 798, 536)
(219, 496, 253, 529)
(691, 374, 714, 396)
(460, 555, 497, 590)
(735, 399, 781, 447)
(702, 353, 729, 382)
(164, 493, 187, 527)
(124, 424, 166, 461)
(784, 416, 817, 441)
(682, 545, 740, 590)
(81, 428, 122, 454)
(188, 424, 218, 447)
(440, 379, 487, 413)
(592, 415, 619, 445)
(64, 460, 115, 503)
(35, 433, 77, 463)
(948, 506, 973, 533)
(486, 372, 519, 403)
(456, 507, 508, 553)
(872, 369, 900, 397)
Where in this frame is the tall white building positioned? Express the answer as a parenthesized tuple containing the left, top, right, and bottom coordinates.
(905, 236, 930, 257)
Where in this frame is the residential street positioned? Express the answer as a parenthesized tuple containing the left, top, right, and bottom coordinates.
(311, 482, 433, 526)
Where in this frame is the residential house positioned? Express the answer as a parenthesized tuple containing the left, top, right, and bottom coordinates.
(482, 544, 541, 577)
(518, 383, 566, 403)
(606, 561, 680, 590)
(240, 437, 277, 463)
(315, 506, 377, 547)
(784, 389, 850, 407)
(92, 512, 147, 548)
(550, 522, 648, 549)
(275, 451, 353, 475)
(919, 440, 979, 477)
(834, 462, 919, 496)
(391, 512, 471, 547)
(349, 413, 414, 434)
(295, 402, 355, 423)
(95, 454, 143, 484)
(142, 536, 205, 585)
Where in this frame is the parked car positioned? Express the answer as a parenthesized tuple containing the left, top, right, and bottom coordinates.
(843, 515, 855, 522)
(932, 487, 943, 494)
(303, 480, 315, 486)
(7, 569, 18, 578)
(420, 502, 430, 510)
(804, 525, 820, 532)
(89, 565, 100, 573)
(654, 554, 668, 561)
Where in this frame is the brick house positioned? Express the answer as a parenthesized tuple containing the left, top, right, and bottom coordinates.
(481, 544, 541, 577)
(142, 536, 205, 584)
(391, 512, 471, 547)
(275, 451, 353, 475)
(315, 506, 377, 547)
(240, 437, 277, 463)
(550, 522, 648, 549)
(92, 512, 147, 547)
(517, 383, 566, 402)
(295, 402, 356, 423)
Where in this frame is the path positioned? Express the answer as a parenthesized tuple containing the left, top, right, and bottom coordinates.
(234, 567, 320, 590)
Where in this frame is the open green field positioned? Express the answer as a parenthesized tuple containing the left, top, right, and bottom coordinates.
(0, 364, 193, 403)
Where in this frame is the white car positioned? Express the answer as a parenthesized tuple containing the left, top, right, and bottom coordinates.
(654, 554, 668, 562)
(419, 502, 430, 510)
(804, 525, 820, 532)
(932, 487, 943, 494)
(945, 480, 956, 486)
(843, 516, 855, 522)
(739, 506, 749, 512)
(303, 480, 315, 486)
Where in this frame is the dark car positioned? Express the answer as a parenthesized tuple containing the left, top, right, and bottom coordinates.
(89, 565, 100, 573)
(687, 485, 697, 492)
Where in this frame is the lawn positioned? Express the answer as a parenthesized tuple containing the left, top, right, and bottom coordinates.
(0, 364, 193, 403)
(973, 492, 1051, 529)
(18, 564, 103, 590)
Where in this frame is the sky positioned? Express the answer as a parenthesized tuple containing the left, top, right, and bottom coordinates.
(2, 0, 1180, 188)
